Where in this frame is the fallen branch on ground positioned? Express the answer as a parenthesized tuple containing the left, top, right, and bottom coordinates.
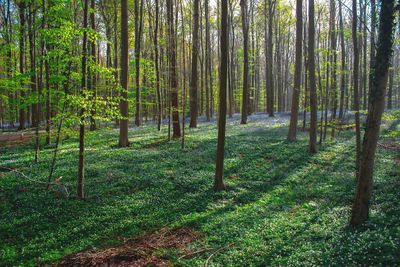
(204, 243, 235, 267)
(0, 166, 69, 197)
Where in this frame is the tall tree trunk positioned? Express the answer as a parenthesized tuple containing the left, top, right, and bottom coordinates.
(205, 0, 212, 120)
(266, 0, 275, 117)
(350, 0, 396, 227)
(180, 0, 187, 148)
(28, 3, 38, 128)
(154, 0, 162, 130)
(338, 0, 346, 119)
(119, 0, 129, 147)
(205, 0, 213, 118)
(167, 0, 181, 138)
(308, 0, 317, 153)
(352, 0, 361, 177)
(240, 0, 249, 124)
(287, 0, 303, 141)
(215, 0, 228, 191)
(42, 0, 51, 145)
(18, 2, 26, 131)
(78, 0, 89, 198)
(135, 0, 144, 126)
(190, 0, 200, 128)
(89, 0, 97, 130)
(113, 0, 119, 126)
(329, 0, 337, 138)
(362, 1, 367, 110)
(228, 2, 235, 118)
(27, 1, 40, 162)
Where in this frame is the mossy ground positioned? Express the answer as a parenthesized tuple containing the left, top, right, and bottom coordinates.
(1, 112, 399, 266)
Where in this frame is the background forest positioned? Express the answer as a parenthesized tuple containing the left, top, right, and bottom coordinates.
(0, 0, 399, 266)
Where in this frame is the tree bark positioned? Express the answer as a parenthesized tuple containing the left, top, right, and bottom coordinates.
(308, 0, 317, 153)
(352, 0, 361, 177)
(89, 0, 97, 131)
(266, 0, 275, 117)
(350, 0, 396, 227)
(167, 0, 181, 138)
(135, 0, 144, 126)
(214, 0, 228, 191)
(240, 0, 249, 124)
(287, 0, 303, 141)
(17, 2, 26, 131)
(119, 0, 129, 147)
(338, 0, 346, 119)
(78, 0, 89, 198)
(190, 0, 200, 128)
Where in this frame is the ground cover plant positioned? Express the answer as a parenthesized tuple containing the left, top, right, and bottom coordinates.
(1, 113, 399, 266)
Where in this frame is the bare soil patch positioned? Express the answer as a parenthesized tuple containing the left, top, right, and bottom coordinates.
(56, 227, 201, 267)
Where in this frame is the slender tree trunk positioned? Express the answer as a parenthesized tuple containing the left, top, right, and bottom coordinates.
(89, 0, 97, 130)
(329, 0, 337, 138)
(119, 0, 129, 147)
(78, 0, 89, 198)
(215, 0, 228, 191)
(266, 0, 275, 117)
(287, 0, 303, 141)
(135, 0, 144, 126)
(28, 3, 38, 129)
(113, 0, 119, 127)
(362, 1, 367, 110)
(27, 2, 40, 162)
(180, 0, 187, 148)
(338, 0, 346, 119)
(18, 2, 26, 131)
(352, 0, 361, 177)
(205, 0, 212, 120)
(240, 0, 249, 124)
(205, 0, 213, 118)
(350, 0, 396, 227)
(308, 0, 317, 153)
(42, 0, 51, 145)
(167, 0, 181, 138)
(190, 0, 200, 128)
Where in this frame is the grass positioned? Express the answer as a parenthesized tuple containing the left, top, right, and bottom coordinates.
(0, 112, 399, 266)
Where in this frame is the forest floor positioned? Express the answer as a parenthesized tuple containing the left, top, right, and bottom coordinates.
(1, 111, 399, 266)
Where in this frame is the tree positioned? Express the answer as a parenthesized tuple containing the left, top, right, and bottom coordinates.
(308, 0, 317, 153)
(350, 0, 396, 227)
(205, 0, 213, 120)
(42, 0, 51, 145)
(287, 0, 302, 141)
(352, 0, 361, 176)
(119, 0, 129, 147)
(134, 0, 144, 126)
(166, 0, 181, 138)
(214, 0, 228, 191)
(190, 0, 200, 128)
(266, 0, 276, 117)
(329, 0, 337, 138)
(240, 0, 249, 124)
(78, 0, 89, 198)
(17, 1, 26, 131)
(89, 0, 97, 131)
(154, 0, 162, 130)
(338, 0, 346, 120)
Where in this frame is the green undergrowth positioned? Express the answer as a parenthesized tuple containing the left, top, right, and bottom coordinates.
(0, 112, 399, 266)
